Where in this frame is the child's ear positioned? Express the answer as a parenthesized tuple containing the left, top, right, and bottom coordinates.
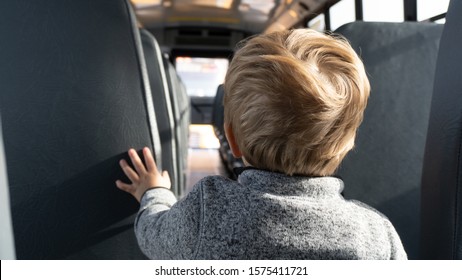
(224, 123, 242, 158)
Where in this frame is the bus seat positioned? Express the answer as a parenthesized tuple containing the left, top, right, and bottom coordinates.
(139, 29, 179, 195)
(212, 84, 244, 177)
(212, 84, 229, 164)
(0, 0, 160, 259)
(335, 21, 444, 259)
(421, 0, 462, 260)
(0, 118, 16, 259)
(212, 84, 225, 140)
(163, 55, 191, 197)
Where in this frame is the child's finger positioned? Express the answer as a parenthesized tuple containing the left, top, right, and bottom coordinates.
(143, 147, 157, 173)
(115, 180, 134, 194)
(162, 170, 170, 181)
(128, 149, 147, 175)
(162, 170, 172, 189)
(120, 159, 140, 183)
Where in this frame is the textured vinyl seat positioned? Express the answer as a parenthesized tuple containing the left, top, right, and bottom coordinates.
(420, 0, 462, 260)
(139, 29, 179, 195)
(0, 0, 161, 259)
(163, 56, 190, 197)
(212, 84, 225, 139)
(212, 84, 244, 177)
(335, 22, 444, 259)
(212, 85, 230, 165)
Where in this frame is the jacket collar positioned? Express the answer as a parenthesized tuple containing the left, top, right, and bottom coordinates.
(236, 167, 344, 199)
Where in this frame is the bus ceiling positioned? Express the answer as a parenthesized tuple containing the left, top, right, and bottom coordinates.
(130, 0, 431, 33)
(131, 0, 343, 34)
(131, 0, 444, 53)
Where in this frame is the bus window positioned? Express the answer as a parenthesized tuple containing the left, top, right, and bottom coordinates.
(363, 0, 404, 22)
(175, 57, 228, 97)
(308, 13, 325, 32)
(131, 0, 161, 8)
(417, 0, 450, 21)
(330, 0, 355, 31)
(434, 18, 446, 24)
(176, 57, 226, 148)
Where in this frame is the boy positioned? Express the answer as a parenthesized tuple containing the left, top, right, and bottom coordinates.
(116, 29, 407, 259)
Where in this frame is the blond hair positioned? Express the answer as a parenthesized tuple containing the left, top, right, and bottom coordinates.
(223, 29, 370, 176)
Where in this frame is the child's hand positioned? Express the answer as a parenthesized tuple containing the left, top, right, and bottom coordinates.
(116, 147, 171, 202)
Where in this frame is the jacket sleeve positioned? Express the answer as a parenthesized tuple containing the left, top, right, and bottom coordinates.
(134, 185, 203, 259)
(384, 219, 408, 260)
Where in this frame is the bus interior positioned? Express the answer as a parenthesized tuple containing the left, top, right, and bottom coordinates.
(0, 0, 461, 260)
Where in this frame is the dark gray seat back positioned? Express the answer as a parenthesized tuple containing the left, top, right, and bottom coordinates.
(139, 29, 179, 195)
(212, 84, 244, 177)
(212, 84, 225, 139)
(0, 0, 161, 259)
(335, 22, 443, 259)
(421, 0, 462, 260)
(163, 56, 191, 197)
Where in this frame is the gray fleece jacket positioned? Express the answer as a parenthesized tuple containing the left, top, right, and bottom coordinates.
(134, 169, 407, 259)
